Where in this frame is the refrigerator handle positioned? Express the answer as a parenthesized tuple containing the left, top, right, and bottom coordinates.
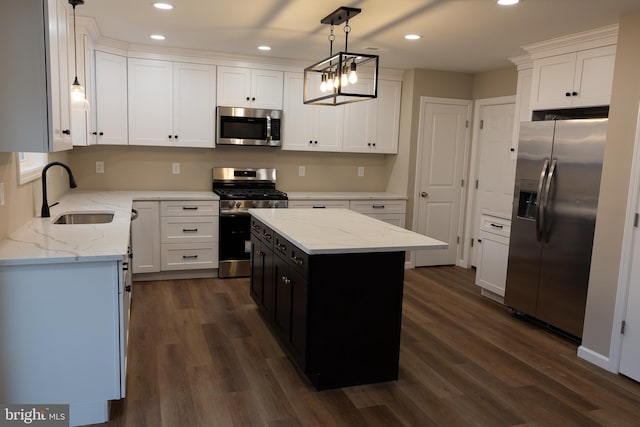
(541, 159, 557, 242)
(536, 159, 550, 242)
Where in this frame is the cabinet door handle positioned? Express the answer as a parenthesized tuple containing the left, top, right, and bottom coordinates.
(255, 250, 264, 256)
(183, 255, 198, 259)
(291, 256, 304, 266)
(182, 228, 198, 233)
(276, 242, 286, 252)
(91, 131, 97, 135)
(282, 276, 291, 286)
(572, 91, 578, 97)
(62, 129, 71, 135)
(246, 96, 251, 101)
(490, 223, 504, 229)
(125, 285, 132, 292)
(175, 135, 178, 139)
(421, 192, 428, 198)
(99, 132, 104, 136)
(565, 92, 572, 97)
(168, 135, 173, 139)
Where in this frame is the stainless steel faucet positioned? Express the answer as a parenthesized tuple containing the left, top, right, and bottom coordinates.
(41, 161, 77, 218)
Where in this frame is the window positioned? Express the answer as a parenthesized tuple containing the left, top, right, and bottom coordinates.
(18, 152, 48, 185)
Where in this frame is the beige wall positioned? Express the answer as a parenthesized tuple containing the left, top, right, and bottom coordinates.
(68, 145, 390, 193)
(472, 66, 518, 100)
(582, 11, 640, 357)
(0, 151, 70, 240)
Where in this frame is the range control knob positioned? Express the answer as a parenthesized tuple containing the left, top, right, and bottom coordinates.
(235, 201, 242, 209)
(251, 201, 258, 208)
(273, 201, 280, 208)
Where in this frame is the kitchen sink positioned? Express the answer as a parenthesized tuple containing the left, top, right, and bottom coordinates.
(52, 212, 115, 225)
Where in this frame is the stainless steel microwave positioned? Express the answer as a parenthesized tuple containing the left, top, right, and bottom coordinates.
(216, 106, 282, 146)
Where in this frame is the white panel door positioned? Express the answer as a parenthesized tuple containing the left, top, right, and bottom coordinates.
(217, 66, 251, 107)
(251, 69, 284, 109)
(173, 62, 216, 148)
(530, 53, 575, 110)
(471, 102, 515, 266)
(343, 79, 376, 151)
(414, 99, 471, 267)
(573, 45, 616, 107)
(620, 185, 640, 382)
(128, 58, 173, 146)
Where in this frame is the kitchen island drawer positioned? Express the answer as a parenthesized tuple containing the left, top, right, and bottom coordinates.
(161, 243, 218, 270)
(161, 216, 218, 244)
(160, 200, 218, 217)
(349, 199, 406, 214)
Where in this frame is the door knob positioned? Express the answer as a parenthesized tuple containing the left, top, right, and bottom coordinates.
(421, 192, 429, 198)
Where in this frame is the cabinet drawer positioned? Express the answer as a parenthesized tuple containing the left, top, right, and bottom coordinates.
(365, 213, 405, 228)
(349, 199, 406, 214)
(160, 243, 218, 270)
(288, 200, 350, 209)
(161, 216, 218, 244)
(251, 218, 275, 246)
(160, 200, 218, 217)
(479, 215, 511, 237)
(274, 233, 309, 276)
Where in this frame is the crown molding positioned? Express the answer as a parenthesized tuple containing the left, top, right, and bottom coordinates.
(523, 24, 619, 60)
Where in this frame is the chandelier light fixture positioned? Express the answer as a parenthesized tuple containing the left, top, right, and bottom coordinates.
(303, 6, 379, 106)
(69, 0, 89, 110)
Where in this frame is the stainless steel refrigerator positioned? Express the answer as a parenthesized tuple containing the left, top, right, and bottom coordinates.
(505, 118, 607, 339)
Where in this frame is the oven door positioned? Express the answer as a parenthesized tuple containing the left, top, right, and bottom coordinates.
(218, 213, 252, 278)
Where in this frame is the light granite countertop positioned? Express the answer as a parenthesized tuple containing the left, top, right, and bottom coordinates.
(0, 191, 218, 266)
(284, 192, 407, 200)
(249, 208, 446, 255)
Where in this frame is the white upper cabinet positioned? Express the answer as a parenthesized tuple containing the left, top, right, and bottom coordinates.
(1, 0, 72, 152)
(128, 58, 216, 148)
(343, 79, 401, 154)
(281, 72, 343, 152)
(217, 67, 283, 109)
(93, 51, 128, 145)
(530, 45, 616, 110)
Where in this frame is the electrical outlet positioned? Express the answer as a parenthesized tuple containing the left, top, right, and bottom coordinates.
(358, 166, 365, 177)
(96, 161, 104, 174)
(299, 166, 306, 177)
(172, 163, 180, 174)
(0, 182, 5, 206)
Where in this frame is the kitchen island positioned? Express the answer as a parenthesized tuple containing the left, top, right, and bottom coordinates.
(249, 208, 446, 390)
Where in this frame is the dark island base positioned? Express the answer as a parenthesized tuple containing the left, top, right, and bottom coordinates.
(250, 227, 406, 390)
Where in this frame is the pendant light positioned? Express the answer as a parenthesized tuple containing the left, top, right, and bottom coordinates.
(304, 6, 379, 106)
(69, 0, 88, 110)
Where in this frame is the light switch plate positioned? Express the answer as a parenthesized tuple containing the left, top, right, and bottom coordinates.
(172, 163, 180, 174)
(299, 166, 306, 177)
(96, 161, 104, 174)
(0, 182, 5, 206)
(358, 166, 365, 177)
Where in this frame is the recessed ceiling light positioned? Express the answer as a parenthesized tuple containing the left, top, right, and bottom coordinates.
(497, 0, 519, 5)
(404, 34, 422, 41)
(258, 45, 272, 51)
(150, 34, 166, 40)
(153, 3, 173, 10)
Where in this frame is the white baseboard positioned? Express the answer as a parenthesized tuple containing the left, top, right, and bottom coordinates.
(577, 345, 616, 373)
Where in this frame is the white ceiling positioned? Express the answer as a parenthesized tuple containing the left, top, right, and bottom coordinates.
(78, 0, 640, 73)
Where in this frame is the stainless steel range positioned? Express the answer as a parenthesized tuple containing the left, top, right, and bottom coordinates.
(213, 167, 288, 278)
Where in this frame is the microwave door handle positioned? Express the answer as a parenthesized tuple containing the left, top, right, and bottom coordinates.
(266, 115, 272, 143)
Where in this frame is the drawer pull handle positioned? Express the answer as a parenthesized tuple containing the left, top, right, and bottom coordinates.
(182, 206, 198, 210)
(276, 242, 287, 252)
(183, 255, 198, 259)
(252, 224, 261, 231)
(282, 276, 291, 286)
(291, 256, 304, 266)
(490, 223, 504, 229)
(263, 232, 272, 241)
(255, 250, 264, 256)
(125, 285, 132, 292)
(372, 205, 385, 209)
(182, 228, 199, 233)
(312, 205, 327, 208)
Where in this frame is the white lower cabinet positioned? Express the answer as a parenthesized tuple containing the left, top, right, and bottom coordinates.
(159, 200, 219, 271)
(0, 259, 131, 426)
(289, 197, 407, 228)
(132, 199, 219, 275)
(349, 200, 406, 227)
(475, 214, 511, 299)
(131, 201, 161, 274)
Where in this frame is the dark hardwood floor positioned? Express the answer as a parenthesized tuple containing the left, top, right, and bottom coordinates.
(104, 266, 640, 426)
